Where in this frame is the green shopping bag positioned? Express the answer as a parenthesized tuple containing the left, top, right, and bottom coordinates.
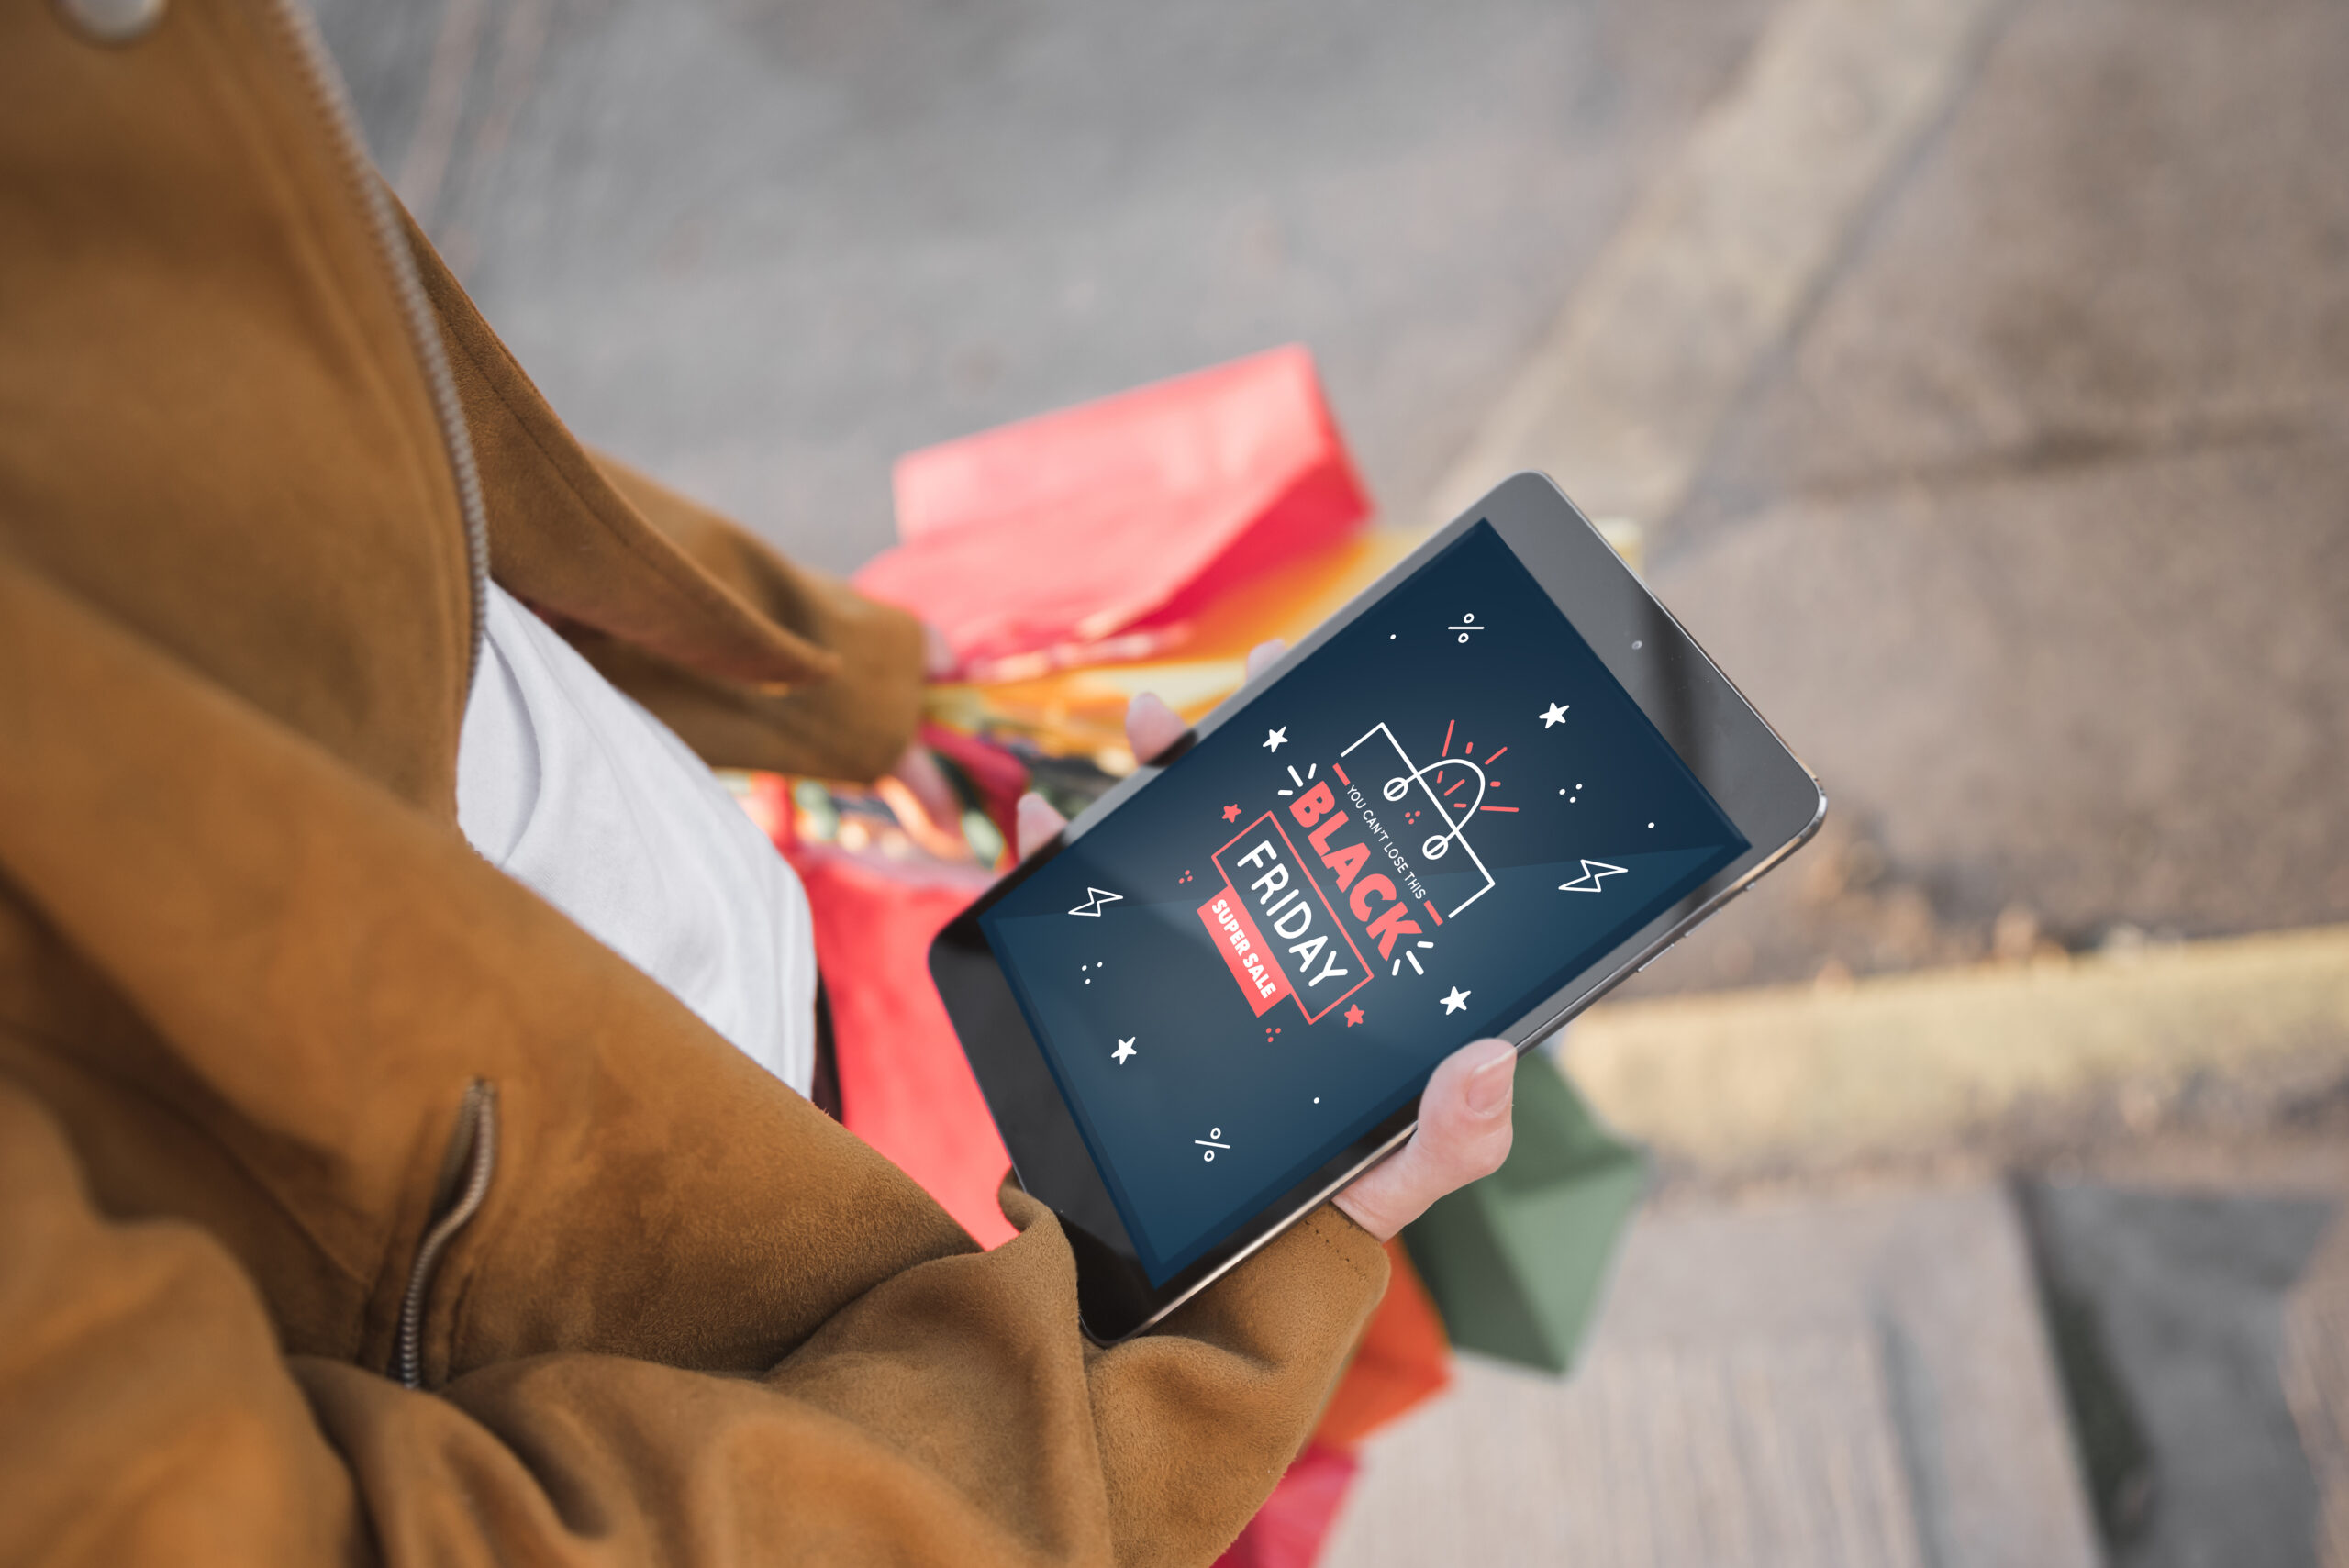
(1399, 1049, 1647, 1374)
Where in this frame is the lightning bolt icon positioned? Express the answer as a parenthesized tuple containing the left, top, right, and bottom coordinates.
(1067, 887, 1124, 917)
(1557, 860, 1628, 894)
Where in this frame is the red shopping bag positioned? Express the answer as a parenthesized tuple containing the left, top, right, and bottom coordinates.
(1216, 1444, 1361, 1568)
(788, 845, 1017, 1247)
(853, 345, 1371, 681)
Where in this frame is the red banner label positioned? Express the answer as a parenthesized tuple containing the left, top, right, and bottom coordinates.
(1197, 890, 1294, 1017)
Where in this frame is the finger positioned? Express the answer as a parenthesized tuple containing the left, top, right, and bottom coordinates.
(886, 741, 960, 832)
(1015, 791, 1067, 862)
(921, 622, 958, 682)
(1127, 644, 1288, 769)
(1332, 1039, 1515, 1241)
(1125, 691, 1189, 765)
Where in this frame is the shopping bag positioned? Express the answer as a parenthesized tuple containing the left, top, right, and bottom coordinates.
(1399, 1050, 1647, 1374)
(787, 844, 1016, 1247)
(1215, 1443, 1360, 1568)
(1311, 1240, 1452, 1450)
(854, 345, 1371, 682)
(1214, 1244, 1452, 1567)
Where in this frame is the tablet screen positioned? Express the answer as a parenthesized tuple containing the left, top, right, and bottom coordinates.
(978, 520, 1748, 1284)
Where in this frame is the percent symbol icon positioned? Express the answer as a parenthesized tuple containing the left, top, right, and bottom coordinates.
(1195, 1128, 1230, 1162)
(1449, 613, 1486, 644)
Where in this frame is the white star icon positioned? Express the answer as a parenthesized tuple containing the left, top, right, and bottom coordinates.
(1440, 986, 1471, 1015)
(1112, 1038, 1137, 1064)
(1263, 726, 1289, 752)
(1539, 702, 1569, 728)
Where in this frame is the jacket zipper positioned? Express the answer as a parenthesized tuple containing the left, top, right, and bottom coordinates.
(395, 1082, 499, 1389)
(264, 0, 492, 693)
(262, 3, 501, 1389)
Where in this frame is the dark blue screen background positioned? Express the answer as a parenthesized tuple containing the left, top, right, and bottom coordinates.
(981, 522, 1746, 1283)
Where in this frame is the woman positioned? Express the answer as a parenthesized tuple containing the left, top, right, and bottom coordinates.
(0, 3, 1511, 1562)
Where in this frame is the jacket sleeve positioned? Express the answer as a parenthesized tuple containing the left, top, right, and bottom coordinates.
(404, 206, 928, 784)
(308, 1188, 1387, 1568)
(0, 1078, 1384, 1568)
(571, 450, 931, 786)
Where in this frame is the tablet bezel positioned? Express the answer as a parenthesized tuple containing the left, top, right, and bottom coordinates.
(929, 473, 1826, 1342)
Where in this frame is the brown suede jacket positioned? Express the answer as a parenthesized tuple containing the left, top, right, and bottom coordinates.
(0, 3, 1387, 1562)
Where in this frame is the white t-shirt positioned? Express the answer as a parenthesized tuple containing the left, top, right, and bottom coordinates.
(456, 584, 818, 1095)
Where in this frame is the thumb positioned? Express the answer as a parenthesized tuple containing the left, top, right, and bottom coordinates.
(1333, 1039, 1516, 1241)
(1015, 791, 1067, 862)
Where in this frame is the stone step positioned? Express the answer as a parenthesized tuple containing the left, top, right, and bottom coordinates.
(1561, 924, 2349, 1176)
(1322, 1183, 2099, 1568)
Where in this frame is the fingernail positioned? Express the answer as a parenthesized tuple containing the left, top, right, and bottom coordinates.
(1465, 1046, 1515, 1117)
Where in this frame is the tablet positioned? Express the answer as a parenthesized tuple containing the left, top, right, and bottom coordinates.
(930, 473, 1824, 1341)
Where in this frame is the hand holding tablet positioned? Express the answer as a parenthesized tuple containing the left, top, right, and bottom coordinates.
(934, 473, 1824, 1340)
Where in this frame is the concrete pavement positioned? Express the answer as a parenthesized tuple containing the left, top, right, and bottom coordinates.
(1624, 0, 2349, 991)
(316, 0, 1776, 576)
